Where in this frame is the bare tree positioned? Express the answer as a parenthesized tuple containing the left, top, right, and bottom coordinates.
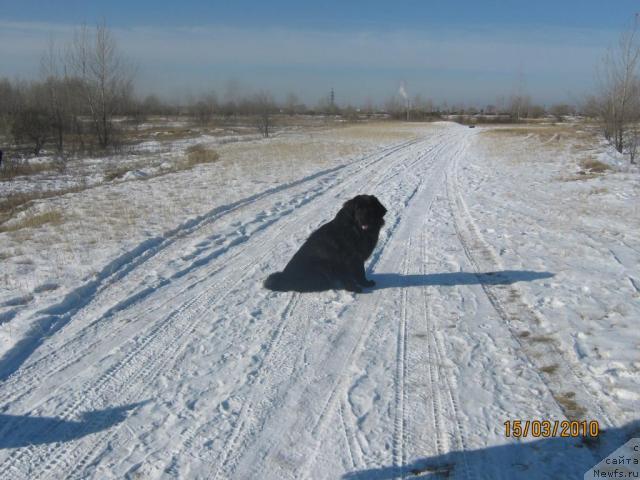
(284, 92, 301, 115)
(361, 97, 376, 115)
(253, 91, 275, 138)
(0, 78, 15, 136)
(68, 22, 134, 149)
(384, 95, 404, 119)
(190, 91, 218, 125)
(508, 67, 531, 121)
(549, 103, 574, 122)
(594, 15, 640, 160)
(40, 37, 75, 156)
(141, 94, 161, 115)
(10, 81, 50, 155)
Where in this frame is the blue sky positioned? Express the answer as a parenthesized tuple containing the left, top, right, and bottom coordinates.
(0, 1, 637, 106)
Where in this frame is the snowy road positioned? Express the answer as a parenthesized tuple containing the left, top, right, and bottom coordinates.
(0, 123, 635, 479)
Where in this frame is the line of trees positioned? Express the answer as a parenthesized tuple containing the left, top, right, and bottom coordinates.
(587, 16, 640, 163)
(9, 19, 636, 160)
(0, 22, 134, 157)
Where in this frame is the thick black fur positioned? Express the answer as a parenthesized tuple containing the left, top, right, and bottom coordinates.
(264, 195, 387, 293)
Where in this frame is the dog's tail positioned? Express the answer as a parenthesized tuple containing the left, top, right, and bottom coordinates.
(263, 271, 291, 291)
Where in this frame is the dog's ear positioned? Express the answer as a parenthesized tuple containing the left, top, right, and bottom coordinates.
(370, 196, 387, 217)
(341, 197, 359, 218)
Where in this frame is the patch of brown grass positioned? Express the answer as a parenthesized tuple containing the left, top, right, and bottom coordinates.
(100, 145, 219, 186)
(559, 173, 601, 182)
(119, 125, 199, 144)
(555, 391, 587, 420)
(540, 364, 559, 375)
(182, 145, 220, 168)
(104, 165, 137, 182)
(336, 122, 420, 142)
(483, 124, 582, 142)
(0, 187, 83, 225)
(0, 160, 57, 181)
(529, 335, 555, 344)
(0, 210, 64, 233)
(580, 158, 610, 173)
(152, 128, 200, 142)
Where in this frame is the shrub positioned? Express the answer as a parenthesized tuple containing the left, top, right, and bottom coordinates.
(580, 158, 611, 173)
(183, 144, 220, 167)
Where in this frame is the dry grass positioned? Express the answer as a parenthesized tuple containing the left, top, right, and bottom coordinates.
(483, 124, 586, 142)
(0, 210, 64, 233)
(0, 160, 57, 181)
(225, 140, 361, 164)
(217, 121, 427, 169)
(559, 157, 612, 182)
(485, 123, 605, 150)
(104, 165, 138, 182)
(102, 145, 219, 184)
(588, 186, 609, 195)
(580, 158, 611, 173)
(0, 187, 84, 225)
(529, 335, 555, 344)
(182, 144, 220, 167)
(335, 122, 421, 142)
(149, 128, 200, 142)
(559, 173, 601, 182)
(540, 364, 559, 375)
(481, 121, 613, 183)
(555, 391, 587, 420)
(120, 125, 199, 144)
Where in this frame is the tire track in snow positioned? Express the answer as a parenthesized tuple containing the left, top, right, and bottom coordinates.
(421, 217, 446, 459)
(222, 135, 457, 480)
(3, 133, 450, 478)
(392, 235, 410, 474)
(0, 138, 421, 410)
(155, 137, 442, 473)
(0, 176, 330, 409)
(445, 133, 620, 426)
(0, 160, 350, 381)
(206, 138, 443, 479)
(430, 303, 473, 480)
(339, 400, 367, 471)
(283, 132, 467, 479)
(0, 137, 430, 478)
(68, 137, 438, 478)
(211, 293, 301, 480)
(400, 138, 472, 480)
(297, 130, 466, 478)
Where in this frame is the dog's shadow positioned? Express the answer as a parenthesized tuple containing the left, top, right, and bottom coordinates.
(368, 270, 554, 290)
(0, 401, 148, 449)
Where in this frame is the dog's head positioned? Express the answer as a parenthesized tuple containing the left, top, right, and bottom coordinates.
(340, 195, 387, 232)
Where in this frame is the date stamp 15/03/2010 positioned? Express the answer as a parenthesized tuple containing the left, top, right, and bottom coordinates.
(504, 420, 600, 439)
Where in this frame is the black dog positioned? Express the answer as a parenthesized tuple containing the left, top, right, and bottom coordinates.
(264, 195, 387, 293)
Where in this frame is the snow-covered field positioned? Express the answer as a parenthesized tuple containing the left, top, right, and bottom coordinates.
(0, 121, 638, 479)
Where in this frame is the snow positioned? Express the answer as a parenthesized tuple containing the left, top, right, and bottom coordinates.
(0, 122, 638, 479)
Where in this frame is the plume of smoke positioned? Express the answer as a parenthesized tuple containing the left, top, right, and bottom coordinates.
(398, 81, 408, 100)
(399, 81, 410, 120)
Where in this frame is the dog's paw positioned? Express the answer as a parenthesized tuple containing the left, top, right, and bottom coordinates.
(362, 279, 376, 287)
(346, 284, 363, 293)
